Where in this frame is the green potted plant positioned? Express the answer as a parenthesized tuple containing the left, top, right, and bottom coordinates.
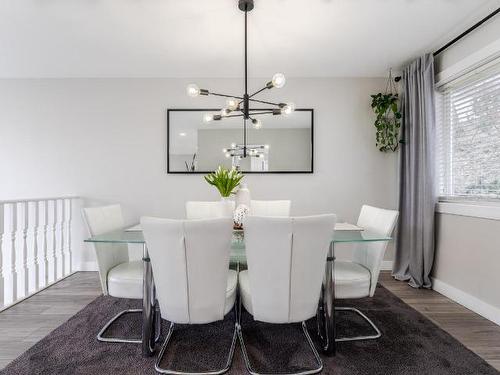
(204, 166, 244, 198)
(370, 92, 401, 152)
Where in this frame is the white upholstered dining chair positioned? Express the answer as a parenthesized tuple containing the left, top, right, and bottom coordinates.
(82, 204, 144, 344)
(141, 217, 237, 375)
(238, 214, 336, 375)
(185, 200, 235, 219)
(334, 205, 399, 342)
(249, 200, 291, 217)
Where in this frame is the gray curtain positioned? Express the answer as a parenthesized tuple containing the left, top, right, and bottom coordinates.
(393, 54, 437, 289)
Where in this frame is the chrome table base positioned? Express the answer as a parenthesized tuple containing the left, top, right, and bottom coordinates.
(317, 242, 336, 355)
(143, 243, 158, 356)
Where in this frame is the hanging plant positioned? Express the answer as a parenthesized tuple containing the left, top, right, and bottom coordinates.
(370, 70, 402, 152)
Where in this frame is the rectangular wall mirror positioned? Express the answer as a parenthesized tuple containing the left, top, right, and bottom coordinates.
(167, 108, 313, 173)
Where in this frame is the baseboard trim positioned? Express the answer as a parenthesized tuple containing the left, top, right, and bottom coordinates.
(78, 261, 99, 272)
(381, 261, 393, 271)
(432, 277, 500, 326)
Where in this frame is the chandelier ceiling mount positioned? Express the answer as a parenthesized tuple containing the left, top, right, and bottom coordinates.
(186, 0, 295, 158)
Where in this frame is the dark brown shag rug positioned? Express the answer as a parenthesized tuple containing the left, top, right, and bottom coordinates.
(1, 285, 498, 375)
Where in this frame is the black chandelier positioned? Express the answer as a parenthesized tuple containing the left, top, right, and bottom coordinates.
(186, 0, 295, 158)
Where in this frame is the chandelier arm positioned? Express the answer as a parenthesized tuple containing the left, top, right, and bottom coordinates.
(248, 111, 275, 115)
(248, 86, 269, 98)
(249, 98, 281, 106)
(223, 113, 245, 118)
(209, 92, 244, 100)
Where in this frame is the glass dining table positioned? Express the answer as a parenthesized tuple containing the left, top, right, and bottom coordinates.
(85, 226, 391, 357)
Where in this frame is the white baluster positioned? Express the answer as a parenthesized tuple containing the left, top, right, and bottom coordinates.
(47, 200, 57, 283)
(0, 204, 5, 307)
(15, 202, 29, 299)
(63, 199, 72, 275)
(4, 203, 18, 304)
(27, 201, 40, 294)
(0, 196, 79, 307)
(56, 199, 65, 278)
(38, 201, 49, 289)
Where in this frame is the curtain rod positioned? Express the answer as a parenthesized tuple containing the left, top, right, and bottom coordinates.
(433, 7, 500, 57)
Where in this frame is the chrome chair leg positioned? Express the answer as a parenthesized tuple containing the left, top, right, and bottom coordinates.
(335, 307, 381, 342)
(155, 301, 162, 342)
(98, 308, 162, 344)
(97, 309, 143, 344)
(155, 321, 238, 375)
(237, 321, 323, 375)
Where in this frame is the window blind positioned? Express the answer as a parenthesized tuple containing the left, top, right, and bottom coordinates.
(437, 61, 500, 200)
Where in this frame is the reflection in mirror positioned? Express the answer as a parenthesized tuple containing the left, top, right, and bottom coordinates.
(167, 109, 313, 173)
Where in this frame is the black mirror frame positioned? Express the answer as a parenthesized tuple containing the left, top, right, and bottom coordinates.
(166, 108, 314, 174)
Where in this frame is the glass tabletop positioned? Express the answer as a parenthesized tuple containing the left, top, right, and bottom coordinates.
(85, 227, 391, 245)
(85, 227, 391, 263)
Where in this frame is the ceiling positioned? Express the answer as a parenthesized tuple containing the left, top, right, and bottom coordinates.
(0, 0, 498, 78)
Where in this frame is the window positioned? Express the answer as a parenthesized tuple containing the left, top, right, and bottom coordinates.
(437, 62, 500, 200)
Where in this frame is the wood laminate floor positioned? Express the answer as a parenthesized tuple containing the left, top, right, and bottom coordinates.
(0, 272, 101, 369)
(0, 271, 499, 371)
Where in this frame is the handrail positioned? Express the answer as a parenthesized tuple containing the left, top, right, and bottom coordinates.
(0, 196, 79, 204)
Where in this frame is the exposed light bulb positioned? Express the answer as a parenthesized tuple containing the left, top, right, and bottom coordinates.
(282, 102, 295, 115)
(221, 108, 231, 117)
(222, 148, 227, 153)
(179, 132, 187, 137)
(225, 152, 231, 158)
(226, 98, 239, 110)
(252, 118, 263, 129)
(272, 73, 286, 88)
(264, 144, 270, 150)
(231, 143, 236, 148)
(186, 83, 200, 97)
(203, 113, 214, 123)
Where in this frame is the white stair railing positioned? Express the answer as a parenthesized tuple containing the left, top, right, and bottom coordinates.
(0, 196, 79, 309)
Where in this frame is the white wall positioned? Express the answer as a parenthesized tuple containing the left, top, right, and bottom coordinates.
(433, 212, 500, 325)
(432, 15, 500, 325)
(0, 78, 399, 266)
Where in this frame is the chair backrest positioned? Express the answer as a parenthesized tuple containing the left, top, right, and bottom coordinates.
(249, 200, 291, 217)
(82, 204, 129, 295)
(185, 201, 235, 219)
(353, 205, 399, 297)
(244, 214, 336, 324)
(141, 217, 233, 324)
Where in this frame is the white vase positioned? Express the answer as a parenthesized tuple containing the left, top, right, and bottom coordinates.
(219, 197, 235, 218)
(235, 183, 251, 208)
